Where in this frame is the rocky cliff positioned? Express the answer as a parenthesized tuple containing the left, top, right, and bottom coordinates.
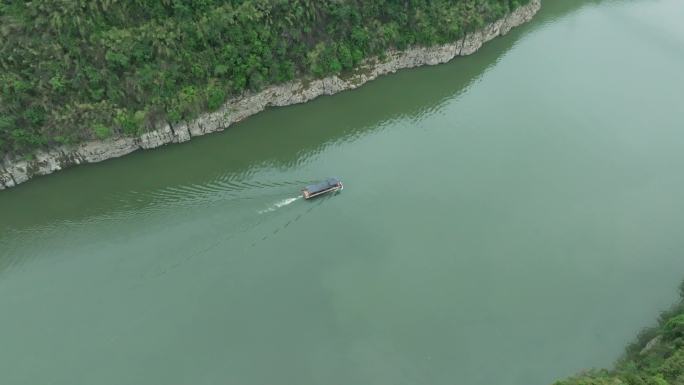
(0, 0, 540, 190)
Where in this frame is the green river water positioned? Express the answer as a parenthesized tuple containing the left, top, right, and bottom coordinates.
(2, 1, 684, 384)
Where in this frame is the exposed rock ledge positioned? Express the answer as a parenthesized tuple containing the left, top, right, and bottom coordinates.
(0, 0, 540, 190)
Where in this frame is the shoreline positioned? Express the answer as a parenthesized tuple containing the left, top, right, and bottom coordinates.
(0, 0, 540, 190)
(555, 281, 684, 385)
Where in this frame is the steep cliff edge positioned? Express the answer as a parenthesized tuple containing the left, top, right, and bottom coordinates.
(0, 0, 540, 190)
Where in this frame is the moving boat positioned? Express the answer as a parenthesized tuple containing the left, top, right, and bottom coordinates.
(302, 178, 343, 199)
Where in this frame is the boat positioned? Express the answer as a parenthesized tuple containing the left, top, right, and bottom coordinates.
(302, 178, 343, 199)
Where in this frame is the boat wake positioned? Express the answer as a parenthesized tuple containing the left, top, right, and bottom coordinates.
(258, 196, 302, 214)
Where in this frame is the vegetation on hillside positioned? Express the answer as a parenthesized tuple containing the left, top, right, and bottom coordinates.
(0, 0, 530, 156)
(555, 281, 684, 385)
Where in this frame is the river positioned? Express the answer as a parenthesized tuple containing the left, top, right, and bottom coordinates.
(2, 0, 684, 384)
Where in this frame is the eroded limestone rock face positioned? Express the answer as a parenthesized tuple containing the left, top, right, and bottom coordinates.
(140, 125, 175, 150)
(0, 0, 541, 191)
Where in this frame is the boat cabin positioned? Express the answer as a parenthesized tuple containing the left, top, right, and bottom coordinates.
(302, 178, 343, 199)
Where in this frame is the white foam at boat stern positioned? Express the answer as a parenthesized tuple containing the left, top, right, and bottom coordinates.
(258, 196, 302, 214)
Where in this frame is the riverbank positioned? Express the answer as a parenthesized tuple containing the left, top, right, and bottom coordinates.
(555, 282, 684, 385)
(0, 0, 540, 190)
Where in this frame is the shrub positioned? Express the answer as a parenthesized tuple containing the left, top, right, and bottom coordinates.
(93, 124, 112, 140)
(115, 110, 146, 136)
(664, 315, 684, 340)
(206, 86, 227, 111)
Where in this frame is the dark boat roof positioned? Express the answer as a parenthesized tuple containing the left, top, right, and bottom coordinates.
(304, 178, 341, 193)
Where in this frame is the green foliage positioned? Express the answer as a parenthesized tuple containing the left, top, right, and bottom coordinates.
(664, 315, 684, 340)
(49, 76, 67, 93)
(92, 124, 112, 140)
(115, 110, 146, 136)
(556, 282, 684, 385)
(0, 0, 525, 156)
(206, 85, 227, 111)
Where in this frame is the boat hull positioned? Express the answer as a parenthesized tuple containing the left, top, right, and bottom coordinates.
(302, 183, 343, 200)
